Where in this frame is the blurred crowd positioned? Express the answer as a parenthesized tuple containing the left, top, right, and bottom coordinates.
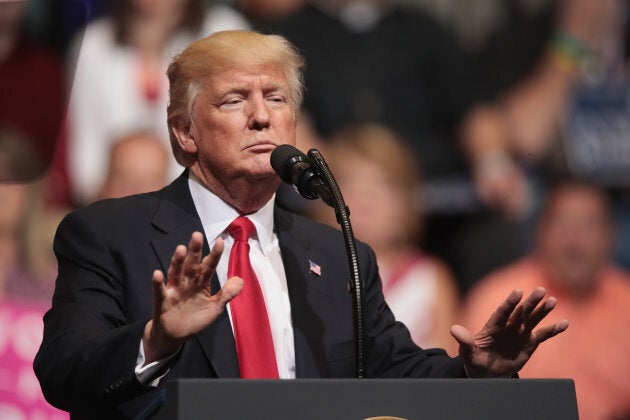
(0, 0, 629, 419)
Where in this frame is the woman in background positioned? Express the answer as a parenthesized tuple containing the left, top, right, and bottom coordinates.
(312, 124, 460, 354)
(66, 0, 249, 204)
(0, 129, 68, 419)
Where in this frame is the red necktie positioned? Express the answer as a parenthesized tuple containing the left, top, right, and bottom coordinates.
(227, 216, 279, 378)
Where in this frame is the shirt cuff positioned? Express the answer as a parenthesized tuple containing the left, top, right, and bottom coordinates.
(135, 340, 180, 387)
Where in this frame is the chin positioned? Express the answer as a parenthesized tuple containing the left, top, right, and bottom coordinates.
(246, 167, 277, 182)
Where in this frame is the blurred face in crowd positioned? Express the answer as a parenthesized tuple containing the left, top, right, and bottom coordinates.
(0, 182, 28, 236)
(537, 184, 612, 296)
(179, 63, 297, 193)
(0, 1, 26, 30)
(335, 154, 409, 252)
(98, 132, 169, 200)
(130, 0, 189, 16)
(318, 124, 420, 253)
(0, 2, 27, 62)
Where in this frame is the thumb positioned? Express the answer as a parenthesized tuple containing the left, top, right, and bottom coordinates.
(451, 325, 480, 377)
(217, 276, 244, 307)
(450, 324, 472, 346)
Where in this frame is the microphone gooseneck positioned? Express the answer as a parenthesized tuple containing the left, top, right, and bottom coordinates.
(270, 144, 366, 379)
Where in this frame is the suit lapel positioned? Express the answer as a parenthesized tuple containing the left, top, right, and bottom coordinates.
(150, 172, 239, 378)
(149, 180, 334, 378)
(275, 207, 332, 378)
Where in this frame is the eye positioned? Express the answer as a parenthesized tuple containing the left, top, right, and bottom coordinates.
(223, 97, 242, 106)
(266, 95, 287, 105)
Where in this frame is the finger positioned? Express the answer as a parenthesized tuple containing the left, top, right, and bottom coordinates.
(506, 305, 523, 328)
(524, 296, 558, 332)
(206, 238, 224, 274)
(198, 239, 225, 289)
(213, 276, 244, 308)
(183, 232, 204, 279)
(484, 289, 524, 329)
(151, 269, 166, 313)
(533, 320, 569, 344)
(518, 287, 547, 323)
(167, 245, 187, 287)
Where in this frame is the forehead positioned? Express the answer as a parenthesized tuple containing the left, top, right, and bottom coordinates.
(546, 188, 607, 221)
(553, 188, 602, 208)
(203, 63, 289, 92)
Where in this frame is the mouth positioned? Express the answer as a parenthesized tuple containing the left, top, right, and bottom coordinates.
(245, 140, 277, 153)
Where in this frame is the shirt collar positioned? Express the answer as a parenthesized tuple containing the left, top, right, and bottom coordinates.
(187, 172, 276, 249)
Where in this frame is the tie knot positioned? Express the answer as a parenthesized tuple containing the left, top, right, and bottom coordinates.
(227, 216, 256, 242)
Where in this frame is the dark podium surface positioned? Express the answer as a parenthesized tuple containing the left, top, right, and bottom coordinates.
(153, 378, 578, 420)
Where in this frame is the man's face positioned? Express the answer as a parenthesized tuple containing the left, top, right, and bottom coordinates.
(186, 63, 297, 188)
(538, 187, 612, 294)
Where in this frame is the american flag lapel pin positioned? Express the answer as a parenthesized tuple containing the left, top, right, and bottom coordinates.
(309, 260, 321, 276)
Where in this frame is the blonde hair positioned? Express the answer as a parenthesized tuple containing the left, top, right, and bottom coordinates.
(166, 30, 305, 165)
(327, 124, 423, 242)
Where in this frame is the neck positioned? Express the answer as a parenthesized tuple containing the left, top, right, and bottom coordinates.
(190, 167, 279, 214)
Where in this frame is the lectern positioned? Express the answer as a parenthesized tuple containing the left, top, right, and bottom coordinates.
(152, 378, 578, 420)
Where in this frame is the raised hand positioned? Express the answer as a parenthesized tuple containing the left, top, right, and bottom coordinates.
(450, 287, 569, 378)
(142, 232, 243, 364)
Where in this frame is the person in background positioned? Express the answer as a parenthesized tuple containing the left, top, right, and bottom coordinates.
(0, 129, 68, 419)
(0, 180, 55, 300)
(312, 124, 459, 354)
(0, 0, 68, 205)
(0, 4, 73, 407)
(264, 0, 530, 294)
(265, 0, 620, 294)
(96, 130, 170, 201)
(66, 0, 249, 205)
(0, 129, 61, 301)
(461, 179, 630, 420)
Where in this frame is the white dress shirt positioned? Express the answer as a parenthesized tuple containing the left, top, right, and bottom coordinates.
(136, 173, 296, 383)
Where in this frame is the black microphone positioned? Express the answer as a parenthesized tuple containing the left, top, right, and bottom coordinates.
(270, 144, 334, 207)
(273, 145, 365, 377)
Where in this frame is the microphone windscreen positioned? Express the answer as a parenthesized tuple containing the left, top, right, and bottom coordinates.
(270, 144, 306, 184)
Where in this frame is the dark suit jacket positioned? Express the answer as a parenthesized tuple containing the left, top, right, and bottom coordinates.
(34, 172, 465, 419)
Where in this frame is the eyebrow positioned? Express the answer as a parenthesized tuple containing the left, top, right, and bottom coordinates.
(213, 81, 289, 100)
(212, 87, 249, 102)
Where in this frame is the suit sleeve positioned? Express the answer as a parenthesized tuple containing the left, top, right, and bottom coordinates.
(359, 244, 467, 378)
(33, 210, 152, 412)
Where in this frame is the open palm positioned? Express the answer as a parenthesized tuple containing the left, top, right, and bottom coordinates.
(451, 288, 569, 378)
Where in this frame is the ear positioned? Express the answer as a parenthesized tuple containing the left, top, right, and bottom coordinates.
(170, 118, 198, 155)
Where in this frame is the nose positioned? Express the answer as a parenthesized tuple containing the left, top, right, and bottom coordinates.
(247, 93, 271, 130)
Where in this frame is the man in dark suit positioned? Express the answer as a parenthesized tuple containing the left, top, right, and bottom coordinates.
(34, 30, 568, 419)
